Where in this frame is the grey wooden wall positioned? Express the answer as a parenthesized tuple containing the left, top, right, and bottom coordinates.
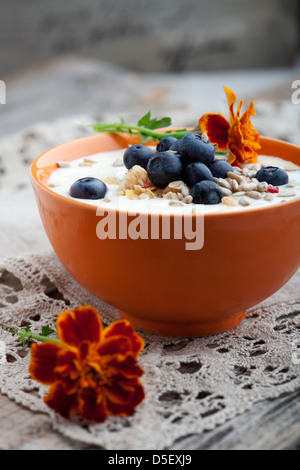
(0, 0, 299, 76)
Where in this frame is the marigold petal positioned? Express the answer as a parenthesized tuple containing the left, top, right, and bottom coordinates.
(97, 335, 132, 357)
(57, 306, 102, 347)
(107, 355, 144, 379)
(103, 320, 145, 357)
(104, 381, 135, 404)
(199, 113, 230, 150)
(224, 86, 237, 122)
(240, 101, 256, 122)
(105, 381, 145, 416)
(29, 342, 62, 385)
(54, 349, 78, 379)
(236, 100, 244, 118)
(44, 382, 79, 419)
(79, 388, 108, 423)
(227, 147, 238, 165)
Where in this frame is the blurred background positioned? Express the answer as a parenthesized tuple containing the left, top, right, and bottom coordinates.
(1, 0, 299, 76)
(0, 0, 300, 139)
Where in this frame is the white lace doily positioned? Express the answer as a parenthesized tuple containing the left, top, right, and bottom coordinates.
(0, 252, 299, 450)
(0, 101, 299, 449)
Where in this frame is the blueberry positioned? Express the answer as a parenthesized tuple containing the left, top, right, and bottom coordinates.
(178, 133, 215, 166)
(169, 140, 180, 152)
(191, 180, 223, 205)
(184, 162, 213, 187)
(156, 136, 179, 152)
(147, 151, 183, 188)
(256, 166, 289, 186)
(123, 144, 155, 170)
(210, 159, 233, 179)
(70, 177, 107, 200)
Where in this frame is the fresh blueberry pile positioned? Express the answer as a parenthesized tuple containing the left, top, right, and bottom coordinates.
(68, 133, 289, 204)
(124, 132, 229, 204)
(122, 134, 289, 205)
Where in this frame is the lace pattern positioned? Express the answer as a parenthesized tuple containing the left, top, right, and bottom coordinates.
(0, 252, 299, 449)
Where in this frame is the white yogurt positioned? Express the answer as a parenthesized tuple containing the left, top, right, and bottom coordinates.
(47, 148, 300, 214)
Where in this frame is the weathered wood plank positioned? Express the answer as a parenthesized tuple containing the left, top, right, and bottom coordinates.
(0, 391, 299, 450)
(171, 391, 300, 450)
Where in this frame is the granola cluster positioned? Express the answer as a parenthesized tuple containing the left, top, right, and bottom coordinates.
(118, 165, 193, 204)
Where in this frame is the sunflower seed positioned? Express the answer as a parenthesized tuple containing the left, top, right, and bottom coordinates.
(201, 132, 209, 143)
(232, 191, 246, 197)
(257, 182, 268, 192)
(182, 195, 193, 204)
(215, 178, 232, 190)
(227, 171, 244, 183)
(238, 196, 251, 206)
(113, 157, 124, 167)
(240, 182, 258, 191)
(228, 178, 239, 192)
(169, 200, 185, 206)
(247, 191, 263, 199)
(220, 187, 233, 197)
(264, 193, 274, 201)
(233, 167, 243, 174)
(279, 190, 297, 197)
(57, 161, 71, 168)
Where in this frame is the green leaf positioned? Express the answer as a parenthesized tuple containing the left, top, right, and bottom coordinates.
(41, 325, 55, 337)
(119, 117, 125, 125)
(147, 117, 172, 130)
(17, 322, 32, 346)
(138, 111, 152, 127)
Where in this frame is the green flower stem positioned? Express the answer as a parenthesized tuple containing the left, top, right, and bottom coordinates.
(2, 324, 62, 345)
(85, 122, 191, 140)
(80, 119, 228, 155)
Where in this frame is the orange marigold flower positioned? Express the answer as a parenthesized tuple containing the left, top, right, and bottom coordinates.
(199, 86, 261, 165)
(29, 306, 145, 423)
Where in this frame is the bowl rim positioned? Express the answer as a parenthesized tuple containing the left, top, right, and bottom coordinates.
(30, 134, 300, 218)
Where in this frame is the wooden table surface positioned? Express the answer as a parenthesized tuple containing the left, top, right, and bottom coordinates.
(0, 57, 299, 450)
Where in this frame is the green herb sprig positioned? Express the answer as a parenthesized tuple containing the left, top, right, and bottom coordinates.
(2, 322, 60, 346)
(80, 111, 199, 143)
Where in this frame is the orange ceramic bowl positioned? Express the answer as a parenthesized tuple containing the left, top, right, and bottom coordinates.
(30, 134, 300, 336)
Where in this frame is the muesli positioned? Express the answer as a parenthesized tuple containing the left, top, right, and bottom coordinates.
(47, 87, 300, 213)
